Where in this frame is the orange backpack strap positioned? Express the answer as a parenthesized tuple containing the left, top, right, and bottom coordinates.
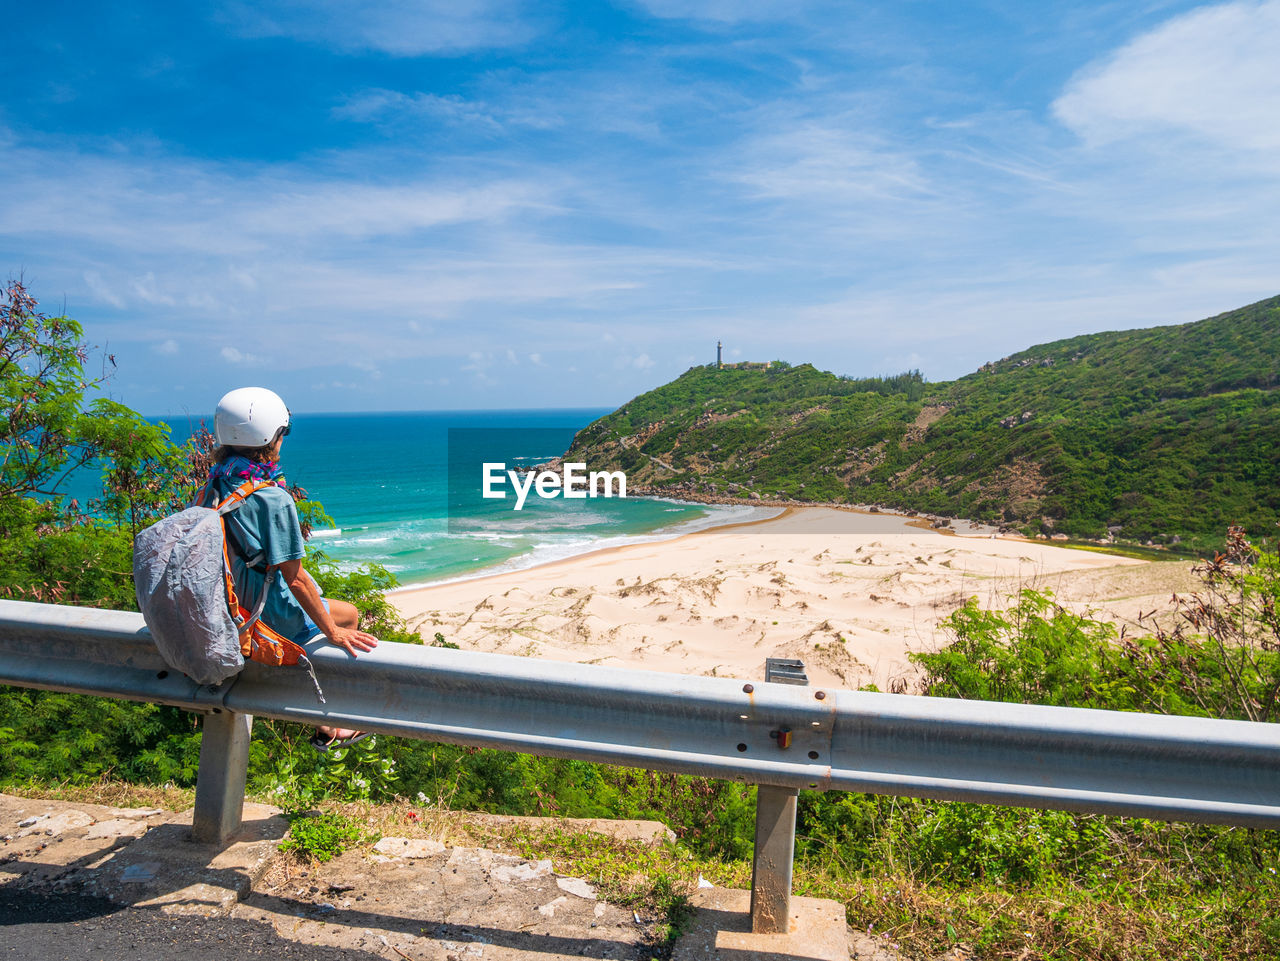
(213, 479, 326, 703)
(214, 477, 278, 628)
(215, 477, 280, 513)
(238, 611, 325, 703)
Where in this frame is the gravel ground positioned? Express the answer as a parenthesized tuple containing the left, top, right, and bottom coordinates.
(0, 885, 385, 961)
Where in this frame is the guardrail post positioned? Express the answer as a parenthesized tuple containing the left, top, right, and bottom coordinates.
(191, 709, 252, 845)
(750, 783, 798, 933)
(749, 657, 807, 934)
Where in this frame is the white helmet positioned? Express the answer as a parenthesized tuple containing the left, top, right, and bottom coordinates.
(214, 387, 291, 447)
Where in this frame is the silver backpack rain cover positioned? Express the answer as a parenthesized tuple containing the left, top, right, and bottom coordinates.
(132, 498, 251, 686)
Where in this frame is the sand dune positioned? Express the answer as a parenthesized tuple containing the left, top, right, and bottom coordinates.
(391, 508, 1196, 692)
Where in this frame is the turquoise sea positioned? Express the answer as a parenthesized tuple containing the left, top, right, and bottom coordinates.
(147, 409, 774, 588)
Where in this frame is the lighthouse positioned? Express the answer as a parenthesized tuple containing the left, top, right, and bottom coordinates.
(717, 340, 722, 369)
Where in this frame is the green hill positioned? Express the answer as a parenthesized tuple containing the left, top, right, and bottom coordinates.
(566, 296, 1280, 550)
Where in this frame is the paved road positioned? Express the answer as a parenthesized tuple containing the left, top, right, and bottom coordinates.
(0, 886, 384, 961)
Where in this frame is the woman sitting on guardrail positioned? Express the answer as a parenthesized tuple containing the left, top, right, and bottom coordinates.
(206, 387, 378, 751)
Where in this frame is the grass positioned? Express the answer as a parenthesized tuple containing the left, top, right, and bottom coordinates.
(1058, 540, 1194, 562)
(4, 778, 194, 811)
(493, 825, 1277, 961)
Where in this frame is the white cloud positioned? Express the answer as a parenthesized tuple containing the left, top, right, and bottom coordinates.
(349, 359, 382, 379)
(0, 138, 662, 352)
(1, 148, 547, 260)
(336, 64, 716, 147)
(336, 91, 500, 130)
(153, 338, 179, 355)
(130, 272, 175, 306)
(228, 266, 258, 290)
(334, 90, 560, 133)
(629, 0, 802, 23)
(701, 271, 1280, 380)
(218, 0, 537, 56)
(1054, 0, 1280, 153)
(221, 346, 263, 365)
(82, 270, 124, 309)
(461, 349, 497, 384)
(729, 117, 941, 221)
(233, 180, 546, 242)
(632, 353, 654, 370)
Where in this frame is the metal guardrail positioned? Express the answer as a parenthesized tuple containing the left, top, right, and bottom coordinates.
(2, 598, 1280, 930)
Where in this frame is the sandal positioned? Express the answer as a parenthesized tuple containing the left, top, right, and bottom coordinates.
(310, 729, 370, 753)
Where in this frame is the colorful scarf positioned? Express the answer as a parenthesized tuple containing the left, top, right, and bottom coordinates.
(209, 454, 287, 490)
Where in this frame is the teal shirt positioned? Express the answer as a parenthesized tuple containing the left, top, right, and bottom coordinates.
(206, 478, 311, 644)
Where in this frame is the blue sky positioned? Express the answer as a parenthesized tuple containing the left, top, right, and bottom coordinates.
(5, 1, 1279, 414)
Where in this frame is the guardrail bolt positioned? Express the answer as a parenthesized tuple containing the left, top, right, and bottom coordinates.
(814, 690, 826, 700)
(742, 683, 754, 694)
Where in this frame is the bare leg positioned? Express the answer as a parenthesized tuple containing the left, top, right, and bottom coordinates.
(315, 599, 365, 744)
(329, 598, 359, 629)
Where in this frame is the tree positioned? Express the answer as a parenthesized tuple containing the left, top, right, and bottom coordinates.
(90, 414, 216, 538)
(0, 277, 109, 503)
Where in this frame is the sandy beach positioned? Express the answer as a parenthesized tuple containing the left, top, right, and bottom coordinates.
(392, 507, 1197, 692)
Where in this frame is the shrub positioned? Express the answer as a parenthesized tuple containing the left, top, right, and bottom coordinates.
(280, 809, 372, 863)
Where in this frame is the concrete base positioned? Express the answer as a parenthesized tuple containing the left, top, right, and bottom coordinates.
(83, 803, 287, 917)
(0, 794, 169, 890)
(462, 812, 677, 845)
(2, 794, 286, 918)
(671, 887, 850, 961)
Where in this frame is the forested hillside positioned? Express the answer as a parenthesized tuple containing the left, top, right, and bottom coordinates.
(567, 296, 1280, 549)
